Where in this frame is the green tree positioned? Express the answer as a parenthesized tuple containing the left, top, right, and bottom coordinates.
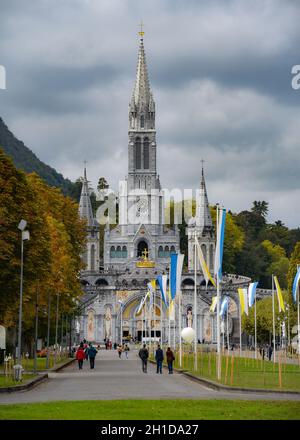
(261, 240, 289, 287)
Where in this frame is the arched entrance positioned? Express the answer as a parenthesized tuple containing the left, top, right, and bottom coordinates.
(137, 240, 148, 258)
(118, 293, 163, 342)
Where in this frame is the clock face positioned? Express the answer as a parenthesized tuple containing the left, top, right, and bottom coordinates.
(136, 197, 148, 218)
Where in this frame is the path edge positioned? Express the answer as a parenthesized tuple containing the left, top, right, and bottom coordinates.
(149, 359, 300, 396)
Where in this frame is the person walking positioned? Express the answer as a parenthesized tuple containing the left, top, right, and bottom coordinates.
(117, 344, 123, 359)
(155, 344, 164, 374)
(267, 345, 273, 361)
(76, 344, 85, 370)
(124, 344, 130, 359)
(87, 343, 97, 369)
(138, 344, 149, 373)
(166, 347, 175, 374)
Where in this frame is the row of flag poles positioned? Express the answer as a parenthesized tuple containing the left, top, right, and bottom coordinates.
(131, 206, 300, 368)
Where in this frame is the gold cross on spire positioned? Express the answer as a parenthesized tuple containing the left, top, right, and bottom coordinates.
(139, 21, 145, 38)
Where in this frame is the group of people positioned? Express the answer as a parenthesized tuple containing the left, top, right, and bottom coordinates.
(138, 344, 175, 374)
(75, 340, 98, 370)
(259, 345, 274, 361)
(117, 344, 130, 359)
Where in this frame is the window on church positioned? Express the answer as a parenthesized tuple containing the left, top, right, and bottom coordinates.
(164, 246, 170, 258)
(116, 246, 122, 258)
(91, 245, 95, 271)
(170, 246, 175, 254)
(143, 138, 149, 169)
(110, 246, 115, 258)
(210, 244, 214, 270)
(122, 246, 127, 258)
(140, 115, 145, 128)
(135, 137, 141, 169)
(158, 246, 164, 258)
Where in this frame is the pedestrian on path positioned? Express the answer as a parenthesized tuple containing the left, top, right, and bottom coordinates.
(87, 343, 97, 369)
(155, 344, 164, 374)
(166, 347, 175, 374)
(124, 344, 130, 359)
(139, 344, 149, 373)
(267, 345, 273, 361)
(76, 344, 85, 370)
(117, 344, 123, 359)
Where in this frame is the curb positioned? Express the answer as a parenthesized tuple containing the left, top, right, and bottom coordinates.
(49, 358, 76, 372)
(149, 359, 300, 395)
(0, 373, 48, 394)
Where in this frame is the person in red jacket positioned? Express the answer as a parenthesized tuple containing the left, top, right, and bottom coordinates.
(76, 344, 85, 370)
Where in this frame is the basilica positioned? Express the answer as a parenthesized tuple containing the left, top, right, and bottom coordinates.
(77, 33, 251, 345)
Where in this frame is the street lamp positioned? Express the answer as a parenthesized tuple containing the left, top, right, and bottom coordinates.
(17, 219, 30, 368)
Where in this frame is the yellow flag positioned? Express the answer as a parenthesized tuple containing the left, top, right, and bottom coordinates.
(274, 276, 285, 312)
(168, 293, 175, 321)
(210, 296, 217, 312)
(238, 288, 245, 315)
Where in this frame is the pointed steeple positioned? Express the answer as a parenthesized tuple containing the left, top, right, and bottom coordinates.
(130, 26, 155, 121)
(79, 163, 94, 227)
(196, 161, 213, 235)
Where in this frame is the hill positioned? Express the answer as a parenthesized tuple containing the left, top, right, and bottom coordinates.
(0, 117, 76, 197)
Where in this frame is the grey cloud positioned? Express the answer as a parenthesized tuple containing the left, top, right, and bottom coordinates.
(0, 0, 299, 227)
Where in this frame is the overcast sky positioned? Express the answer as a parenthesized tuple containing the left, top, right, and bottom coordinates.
(0, 0, 299, 227)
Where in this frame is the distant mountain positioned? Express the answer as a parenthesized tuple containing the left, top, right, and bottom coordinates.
(0, 117, 76, 197)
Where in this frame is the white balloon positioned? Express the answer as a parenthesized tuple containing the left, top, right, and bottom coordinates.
(181, 327, 195, 343)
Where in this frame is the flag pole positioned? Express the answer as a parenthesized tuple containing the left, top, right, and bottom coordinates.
(194, 236, 198, 371)
(254, 293, 257, 359)
(173, 302, 176, 351)
(179, 289, 182, 368)
(141, 303, 144, 344)
(297, 264, 300, 365)
(239, 297, 242, 357)
(168, 297, 171, 347)
(226, 298, 229, 351)
(216, 206, 221, 380)
(149, 291, 152, 352)
(272, 274, 276, 363)
(160, 289, 163, 346)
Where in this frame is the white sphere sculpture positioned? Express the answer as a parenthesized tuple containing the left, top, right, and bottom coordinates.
(181, 327, 195, 343)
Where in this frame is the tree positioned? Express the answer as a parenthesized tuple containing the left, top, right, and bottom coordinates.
(261, 240, 289, 287)
(287, 241, 300, 294)
(243, 290, 296, 343)
(251, 200, 269, 220)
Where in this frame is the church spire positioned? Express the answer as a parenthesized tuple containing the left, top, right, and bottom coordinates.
(129, 24, 155, 125)
(79, 163, 94, 227)
(196, 161, 213, 235)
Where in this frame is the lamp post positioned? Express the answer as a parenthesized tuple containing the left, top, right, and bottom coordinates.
(17, 219, 30, 366)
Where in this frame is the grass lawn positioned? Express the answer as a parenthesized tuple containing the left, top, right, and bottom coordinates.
(0, 399, 299, 420)
(0, 374, 37, 388)
(0, 356, 72, 372)
(164, 351, 300, 392)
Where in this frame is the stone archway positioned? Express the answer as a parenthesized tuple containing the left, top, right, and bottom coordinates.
(116, 292, 164, 342)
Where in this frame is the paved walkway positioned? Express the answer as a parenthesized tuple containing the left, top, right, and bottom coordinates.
(0, 350, 299, 404)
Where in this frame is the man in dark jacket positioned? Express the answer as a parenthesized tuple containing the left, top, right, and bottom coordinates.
(138, 344, 149, 373)
(155, 344, 164, 374)
(87, 343, 97, 369)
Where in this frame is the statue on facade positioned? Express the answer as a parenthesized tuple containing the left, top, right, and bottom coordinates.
(87, 310, 95, 341)
(105, 307, 112, 340)
(187, 308, 193, 327)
